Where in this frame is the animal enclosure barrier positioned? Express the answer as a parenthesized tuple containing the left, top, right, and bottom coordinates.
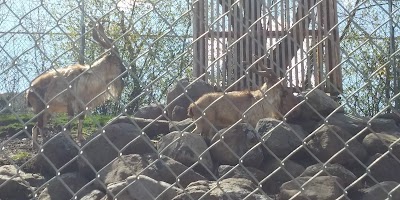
(193, 0, 342, 96)
(0, 0, 400, 200)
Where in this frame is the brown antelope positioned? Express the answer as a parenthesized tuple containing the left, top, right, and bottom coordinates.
(188, 58, 299, 141)
(26, 22, 125, 146)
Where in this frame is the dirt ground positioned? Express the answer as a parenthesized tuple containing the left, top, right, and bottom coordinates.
(0, 135, 35, 168)
(0, 129, 73, 170)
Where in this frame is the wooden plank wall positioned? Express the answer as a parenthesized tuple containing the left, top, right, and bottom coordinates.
(192, 0, 342, 95)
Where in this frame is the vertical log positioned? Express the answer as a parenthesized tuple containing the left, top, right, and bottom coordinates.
(242, 0, 264, 89)
(322, 0, 330, 92)
(266, 0, 316, 82)
(316, 0, 324, 90)
(193, 0, 207, 80)
(210, 0, 215, 86)
(326, 0, 342, 95)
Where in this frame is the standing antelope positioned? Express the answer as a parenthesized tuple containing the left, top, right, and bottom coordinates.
(187, 58, 299, 141)
(26, 22, 125, 146)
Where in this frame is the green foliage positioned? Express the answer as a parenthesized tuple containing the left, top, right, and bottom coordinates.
(338, 0, 400, 116)
(11, 151, 31, 161)
(0, 114, 113, 138)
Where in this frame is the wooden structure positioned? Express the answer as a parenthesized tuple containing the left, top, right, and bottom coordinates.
(192, 0, 342, 95)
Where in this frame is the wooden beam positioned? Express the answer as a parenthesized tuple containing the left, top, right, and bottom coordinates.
(206, 29, 323, 38)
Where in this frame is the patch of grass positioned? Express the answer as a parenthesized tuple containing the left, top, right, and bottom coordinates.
(0, 114, 34, 137)
(0, 113, 34, 125)
(52, 114, 113, 136)
(0, 113, 114, 138)
(11, 151, 31, 161)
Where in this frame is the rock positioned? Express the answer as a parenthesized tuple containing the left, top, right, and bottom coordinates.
(323, 113, 399, 140)
(80, 190, 105, 200)
(173, 178, 272, 200)
(300, 163, 361, 190)
(210, 123, 263, 168)
(376, 110, 400, 126)
(363, 132, 400, 158)
(366, 153, 400, 183)
(133, 103, 166, 120)
(38, 172, 96, 200)
(292, 118, 319, 135)
(172, 105, 189, 121)
(280, 176, 345, 200)
(0, 165, 45, 187)
(33, 131, 79, 176)
(108, 116, 170, 138)
(169, 118, 196, 133)
(306, 125, 367, 165)
(157, 131, 214, 173)
(166, 78, 214, 121)
(255, 118, 306, 158)
(360, 181, 400, 200)
(297, 88, 343, 121)
(78, 123, 154, 179)
(218, 165, 267, 184)
(0, 165, 44, 200)
(105, 175, 182, 200)
(260, 159, 305, 194)
(98, 153, 206, 188)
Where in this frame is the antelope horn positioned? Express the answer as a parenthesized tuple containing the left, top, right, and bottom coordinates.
(247, 55, 278, 82)
(91, 21, 114, 50)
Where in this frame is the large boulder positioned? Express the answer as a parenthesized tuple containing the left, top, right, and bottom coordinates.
(81, 190, 105, 200)
(108, 116, 170, 138)
(33, 131, 79, 176)
(376, 111, 400, 126)
(255, 118, 306, 158)
(133, 103, 166, 120)
(218, 165, 267, 185)
(363, 132, 400, 158)
(172, 105, 189, 122)
(172, 178, 272, 200)
(260, 159, 305, 194)
(300, 163, 361, 190)
(280, 176, 345, 200)
(104, 175, 182, 200)
(38, 172, 96, 200)
(78, 123, 155, 179)
(0, 165, 45, 200)
(169, 118, 196, 133)
(157, 131, 214, 173)
(322, 113, 399, 140)
(296, 88, 343, 121)
(98, 153, 206, 188)
(366, 153, 400, 183)
(305, 125, 367, 165)
(210, 123, 263, 168)
(360, 181, 400, 200)
(166, 78, 214, 121)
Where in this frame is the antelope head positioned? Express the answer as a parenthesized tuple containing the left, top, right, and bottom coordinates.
(249, 55, 300, 121)
(91, 21, 126, 75)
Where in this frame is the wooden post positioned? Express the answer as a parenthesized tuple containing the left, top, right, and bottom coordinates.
(326, 0, 342, 95)
(193, 0, 207, 80)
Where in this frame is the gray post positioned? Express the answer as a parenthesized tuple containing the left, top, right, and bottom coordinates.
(388, 0, 398, 109)
(79, 0, 85, 65)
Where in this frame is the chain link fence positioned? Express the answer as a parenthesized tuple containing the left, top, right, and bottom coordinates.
(0, 0, 400, 199)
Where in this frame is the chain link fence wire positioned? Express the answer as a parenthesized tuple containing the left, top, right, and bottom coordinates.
(0, 0, 400, 199)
